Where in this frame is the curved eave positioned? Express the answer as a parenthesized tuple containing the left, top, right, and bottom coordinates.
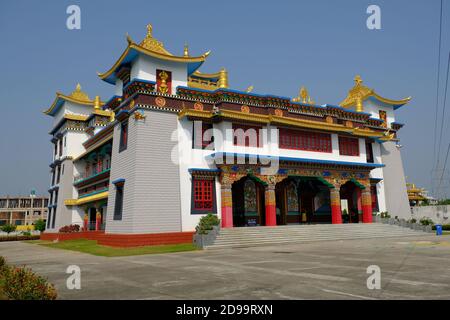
(98, 42, 209, 84)
(191, 70, 221, 82)
(370, 92, 411, 110)
(43, 93, 94, 116)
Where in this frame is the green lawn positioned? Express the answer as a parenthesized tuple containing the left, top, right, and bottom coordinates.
(29, 239, 197, 257)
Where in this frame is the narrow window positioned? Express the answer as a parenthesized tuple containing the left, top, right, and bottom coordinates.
(366, 141, 374, 163)
(193, 122, 214, 149)
(279, 128, 332, 153)
(114, 185, 124, 220)
(119, 120, 128, 152)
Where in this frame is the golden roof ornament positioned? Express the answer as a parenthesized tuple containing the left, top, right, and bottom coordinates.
(292, 86, 314, 104)
(94, 96, 101, 110)
(183, 44, 189, 57)
(70, 83, 91, 102)
(246, 85, 254, 93)
(139, 24, 172, 55)
(218, 68, 228, 89)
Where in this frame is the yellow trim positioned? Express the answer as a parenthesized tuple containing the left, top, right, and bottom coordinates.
(179, 108, 385, 138)
(191, 70, 221, 79)
(73, 134, 113, 161)
(178, 108, 213, 119)
(65, 191, 109, 206)
(64, 114, 90, 121)
(220, 109, 270, 124)
(43, 93, 106, 115)
(93, 109, 114, 117)
(371, 92, 411, 106)
(98, 42, 209, 81)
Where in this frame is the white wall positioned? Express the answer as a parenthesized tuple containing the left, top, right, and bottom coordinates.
(364, 99, 396, 128)
(130, 55, 188, 94)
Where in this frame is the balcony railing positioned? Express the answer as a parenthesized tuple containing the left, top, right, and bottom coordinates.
(74, 168, 111, 184)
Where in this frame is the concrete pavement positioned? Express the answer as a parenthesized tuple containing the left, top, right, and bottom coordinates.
(1, 235, 450, 299)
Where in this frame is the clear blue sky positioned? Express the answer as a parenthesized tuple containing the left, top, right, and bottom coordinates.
(0, 0, 449, 197)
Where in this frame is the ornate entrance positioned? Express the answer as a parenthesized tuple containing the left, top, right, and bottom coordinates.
(232, 176, 266, 227)
(218, 163, 373, 228)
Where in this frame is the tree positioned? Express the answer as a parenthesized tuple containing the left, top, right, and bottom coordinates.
(1, 224, 17, 235)
(34, 219, 46, 232)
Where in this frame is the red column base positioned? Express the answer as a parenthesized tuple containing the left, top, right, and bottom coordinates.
(331, 205, 342, 224)
(362, 205, 372, 223)
(265, 204, 277, 226)
(221, 206, 233, 228)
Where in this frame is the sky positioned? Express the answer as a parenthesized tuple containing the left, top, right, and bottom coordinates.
(0, 0, 449, 197)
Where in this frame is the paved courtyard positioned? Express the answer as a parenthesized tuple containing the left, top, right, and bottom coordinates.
(1, 235, 450, 299)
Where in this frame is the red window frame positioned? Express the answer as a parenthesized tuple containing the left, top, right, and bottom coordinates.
(233, 124, 261, 147)
(338, 136, 360, 156)
(193, 179, 213, 211)
(279, 128, 332, 153)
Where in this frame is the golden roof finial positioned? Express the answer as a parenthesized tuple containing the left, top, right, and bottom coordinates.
(354, 75, 363, 86)
(146, 24, 153, 38)
(246, 85, 254, 93)
(218, 68, 228, 89)
(139, 23, 172, 55)
(292, 86, 314, 104)
(184, 43, 189, 57)
(94, 96, 101, 110)
(69, 83, 91, 101)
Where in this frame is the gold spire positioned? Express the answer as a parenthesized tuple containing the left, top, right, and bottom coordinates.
(139, 23, 172, 55)
(218, 68, 228, 89)
(183, 44, 189, 57)
(246, 85, 254, 93)
(94, 96, 101, 110)
(69, 83, 91, 102)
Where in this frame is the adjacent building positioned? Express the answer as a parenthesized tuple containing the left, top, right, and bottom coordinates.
(0, 195, 48, 228)
(43, 24, 412, 243)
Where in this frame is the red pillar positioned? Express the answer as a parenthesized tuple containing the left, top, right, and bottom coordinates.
(221, 186, 233, 228)
(356, 188, 363, 223)
(362, 190, 373, 223)
(265, 185, 277, 226)
(330, 188, 342, 224)
(95, 208, 101, 231)
(83, 212, 88, 231)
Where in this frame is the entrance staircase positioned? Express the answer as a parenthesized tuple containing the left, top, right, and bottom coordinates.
(204, 223, 430, 249)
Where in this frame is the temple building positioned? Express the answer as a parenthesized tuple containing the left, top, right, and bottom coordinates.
(0, 194, 48, 229)
(43, 24, 412, 244)
(406, 182, 429, 206)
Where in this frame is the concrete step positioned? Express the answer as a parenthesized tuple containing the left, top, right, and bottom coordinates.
(204, 223, 429, 249)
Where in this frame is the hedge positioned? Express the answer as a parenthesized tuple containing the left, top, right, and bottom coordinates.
(0, 235, 40, 242)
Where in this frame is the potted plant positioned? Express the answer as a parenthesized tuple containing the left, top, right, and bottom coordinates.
(301, 212, 307, 223)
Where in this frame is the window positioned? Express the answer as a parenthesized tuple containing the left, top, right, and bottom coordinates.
(64, 136, 66, 147)
(233, 124, 261, 148)
(366, 141, 374, 163)
(339, 136, 360, 156)
(62, 164, 65, 175)
(113, 185, 124, 220)
(193, 122, 214, 149)
(56, 166, 61, 184)
(279, 128, 332, 153)
(119, 120, 128, 152)
(191, 178, 216, 214)
(59, 139, 63, 156)
(51, 207, 56, 229)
